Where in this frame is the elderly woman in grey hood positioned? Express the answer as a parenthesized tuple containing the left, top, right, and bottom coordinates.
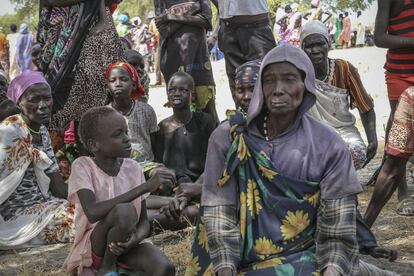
(185, 44, 396, 276)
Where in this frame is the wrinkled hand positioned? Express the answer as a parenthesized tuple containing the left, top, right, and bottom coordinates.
(108, 232, 138, 256)
(174, 183, 201, 198)
(363, 142, 378, 168)
(145, 168, 176, 194)
(322, 266, 341, 276)
(369, 246, 398, 262)
(160, 197, 189, 220)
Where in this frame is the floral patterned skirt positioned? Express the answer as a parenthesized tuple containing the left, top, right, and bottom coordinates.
(0, 199, 74, 248)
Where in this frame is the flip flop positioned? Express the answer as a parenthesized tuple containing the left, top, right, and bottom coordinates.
(396, 198, 414, 216)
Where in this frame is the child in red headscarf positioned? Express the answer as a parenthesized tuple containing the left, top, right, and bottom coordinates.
(105, 62, 159, 167)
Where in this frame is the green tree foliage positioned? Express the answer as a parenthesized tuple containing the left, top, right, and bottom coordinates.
(115, 0, 371, 23)
(0, 0, 38, 33)
(0, 0, 373, 33)
(117, 0, 153, 20)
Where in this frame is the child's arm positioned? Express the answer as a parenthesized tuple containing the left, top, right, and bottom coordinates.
(77, 170, 174, 223)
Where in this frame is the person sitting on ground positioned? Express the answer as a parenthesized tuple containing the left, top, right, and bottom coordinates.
(125, 49, 150, 103)
(64, 106, 175, 276)
(105, 60, 177, 194)
(300, 21, 377, 170)
(154, 0, 219, 122)
(147, 72, 216, 231)
(105, 61, 156, 163)
(232, 58, 399, 264)
(233, 60, 261, 114)
(0, 70, 73, 249)
(186, 44, 396, 276)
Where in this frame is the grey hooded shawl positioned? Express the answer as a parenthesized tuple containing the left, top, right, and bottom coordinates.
(202, 44, 362, 207)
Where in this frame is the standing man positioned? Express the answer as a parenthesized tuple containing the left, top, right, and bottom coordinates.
(209, 0, 276, 96)
(364, 0, 414, 225)
(6, 24, 19, 79)
(154, 0, 219, 122)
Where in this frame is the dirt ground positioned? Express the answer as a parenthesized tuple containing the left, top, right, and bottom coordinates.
(1, 47, 414, 275)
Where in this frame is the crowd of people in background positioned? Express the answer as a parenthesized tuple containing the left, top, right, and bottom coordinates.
(0, 0, 412, 275)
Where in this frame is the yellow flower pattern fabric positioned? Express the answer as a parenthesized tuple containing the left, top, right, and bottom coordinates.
(254, 237, 283, 258)
(187, 112, 321, 275)
(198, 218, 209, 251)
(247, 180, 262, 218)
(185, 255, 201, 276)
(280, 210, 311, 241)
(240, 192, 247, 240)
(304, 191, 320, 208)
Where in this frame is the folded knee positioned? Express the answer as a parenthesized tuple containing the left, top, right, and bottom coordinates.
(108, 203, 137, 231)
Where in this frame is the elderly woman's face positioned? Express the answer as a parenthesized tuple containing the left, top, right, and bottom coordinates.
(302, 34, 329, 67)
(262, 62, 305, 117)
(18, 83, 53, 125)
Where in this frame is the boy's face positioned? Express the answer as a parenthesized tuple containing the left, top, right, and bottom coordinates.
(107, 67, 134, 101)
(167, 76, 192, 109)
(126, 54, 145, 75)
(94, 112, 131, 158)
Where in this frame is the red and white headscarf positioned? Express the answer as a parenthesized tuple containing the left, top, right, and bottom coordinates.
(105, 62, 145, 100)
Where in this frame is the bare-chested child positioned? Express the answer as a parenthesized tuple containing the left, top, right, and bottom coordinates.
(147, 72, 216, 231)
(64, 106, 175, 276)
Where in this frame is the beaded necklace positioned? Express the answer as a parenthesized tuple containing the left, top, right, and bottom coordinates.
(263, 115, 269, 141)
(323, 58, 335, 83)
(22, 115, 40, 135)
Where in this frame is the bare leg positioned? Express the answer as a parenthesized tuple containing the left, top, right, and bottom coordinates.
(118, 243, 175, 276)
(366, 100, 398, 186)
(90, 203, 138, 274)
(364, 156, 408, 227)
